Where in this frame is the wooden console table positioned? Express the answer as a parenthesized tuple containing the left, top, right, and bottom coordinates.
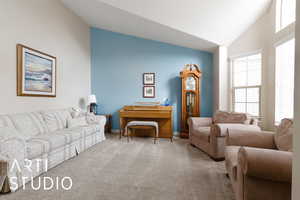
(119, 105, 173, 140)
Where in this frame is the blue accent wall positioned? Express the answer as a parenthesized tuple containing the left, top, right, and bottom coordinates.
(91, 28, 213, 133)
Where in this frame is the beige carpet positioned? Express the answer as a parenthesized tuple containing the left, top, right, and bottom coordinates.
(3, 134, 235, 200)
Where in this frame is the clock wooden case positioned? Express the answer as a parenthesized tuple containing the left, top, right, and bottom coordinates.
(180, 64, 202, 138)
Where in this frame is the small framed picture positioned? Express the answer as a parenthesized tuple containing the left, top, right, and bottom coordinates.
(143, 86, 155, 98)
(143, 73, 155, 85)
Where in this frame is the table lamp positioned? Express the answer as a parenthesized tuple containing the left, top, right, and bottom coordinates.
(88, 94, 97, 114)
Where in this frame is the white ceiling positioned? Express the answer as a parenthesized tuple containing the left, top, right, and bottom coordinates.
(62, 0, 272, 52)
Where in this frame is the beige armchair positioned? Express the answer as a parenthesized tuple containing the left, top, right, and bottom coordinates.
(225, 118, 293, 200)
(188, 111, 260, 160)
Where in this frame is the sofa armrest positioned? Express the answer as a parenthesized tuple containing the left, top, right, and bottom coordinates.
(188, 117, 212, 128)
(86, 114, 106, 127)
(95, 115, 106, 127)
(226, 129, 276, 149)
(212, 123, 261, 137)
(0, 156, 9, 193)
(0, 138, 27, 163)
(0, 138, 27, 193)
(238, 147, 292, 182)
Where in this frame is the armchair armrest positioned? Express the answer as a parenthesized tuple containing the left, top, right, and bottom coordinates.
(238, 147, 292, 182)
(188, 117, 212, 128)
(212, 123, 261, 137)
(226, 129, 276, 149)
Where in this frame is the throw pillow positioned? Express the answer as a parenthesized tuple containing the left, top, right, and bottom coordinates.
(274, 118, 293, 151)
(71, 108, 85, 118)
(86, 113, 98, 124)
(213, 110, 249, 124)
(67, 117, 88, 128)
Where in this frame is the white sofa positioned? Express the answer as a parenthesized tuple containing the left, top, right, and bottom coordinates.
(0, 108, 106, 193)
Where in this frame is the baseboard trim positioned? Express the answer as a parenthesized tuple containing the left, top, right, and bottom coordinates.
(111, 129, 120, 134)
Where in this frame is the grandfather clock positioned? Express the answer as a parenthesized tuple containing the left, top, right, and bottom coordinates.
(180, 64, 201, 138)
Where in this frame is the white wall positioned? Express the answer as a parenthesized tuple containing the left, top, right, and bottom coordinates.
(213, 48, 220, 112)
(0, 0, 91, 114)
(228, 0, 295, 130)
(292, 0, 300, 198)
(213, 46, 229, 112)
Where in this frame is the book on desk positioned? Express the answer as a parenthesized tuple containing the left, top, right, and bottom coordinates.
(119, 105, 173, 139)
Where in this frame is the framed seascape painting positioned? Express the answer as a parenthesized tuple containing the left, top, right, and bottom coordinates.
(143, 73, 155, 85)
(17, 44, 56, 97)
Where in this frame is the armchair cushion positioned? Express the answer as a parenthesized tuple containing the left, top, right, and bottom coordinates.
(275, 118, 293, 152)
(212, 123, 260, 137)
(238, 147, 292, 182)
(213, 110, 251, 124)
(226, 129, 276, 149)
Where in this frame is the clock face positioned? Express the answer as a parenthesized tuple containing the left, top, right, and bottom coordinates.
(186, 76, 196, 90)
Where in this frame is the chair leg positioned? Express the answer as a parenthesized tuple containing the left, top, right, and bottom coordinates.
(131, 129, 134, 140)
(154, 128, 156, 144)
(127, 128, 130, 142)
(170, 136, 173, 143)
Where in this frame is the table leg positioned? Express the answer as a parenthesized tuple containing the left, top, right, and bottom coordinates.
(119, 117, 124, 139)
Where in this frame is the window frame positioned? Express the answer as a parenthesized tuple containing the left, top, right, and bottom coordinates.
(274, 37, 295, 124)
(276, 0, 296, 32)
(232, 85, 261, 117)
(231, 52, 262, 117)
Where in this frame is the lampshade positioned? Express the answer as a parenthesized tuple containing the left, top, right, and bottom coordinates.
(88, 95, 97, 104)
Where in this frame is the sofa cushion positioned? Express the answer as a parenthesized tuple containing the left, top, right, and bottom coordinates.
(41, 109, 72, 132)
(0, 127, 29, 141)
(214, 110, 250, 124)
(30, 134, 70, 152)
(0, 115, 14, 128)
(192, 127, 210, 142)
(54, 128, 84, 142)
(82, 125, 98, 136)
(27, 127, 88, 159)
(8, 112, 47, 137)
(225, 146, 240, 181)
(275, 118, 293, 151)
(26, 140, 50, 159)
(67, 117, 88, 128)
(30, 112, 49, 134)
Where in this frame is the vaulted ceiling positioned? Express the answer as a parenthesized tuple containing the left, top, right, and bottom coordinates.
(62, 0, 272, 52)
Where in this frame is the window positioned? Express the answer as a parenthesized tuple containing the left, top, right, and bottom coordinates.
(232, 53, 262, 116)
(275, 38, 295, 123)
(276, 0, 296, 32)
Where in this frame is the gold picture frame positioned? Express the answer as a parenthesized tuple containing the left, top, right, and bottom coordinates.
(17, 44, 56, 97)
